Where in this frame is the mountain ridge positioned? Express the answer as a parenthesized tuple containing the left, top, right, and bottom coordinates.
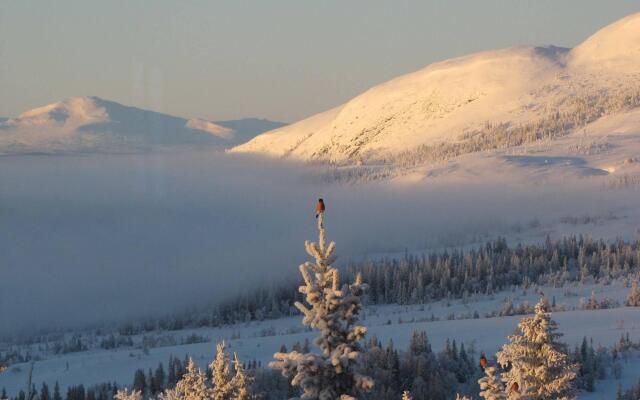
(231, 13, 640, 165)
(0, 96, 286, 155)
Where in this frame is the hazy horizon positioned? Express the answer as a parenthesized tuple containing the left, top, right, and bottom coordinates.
(1, 1, 639, 123)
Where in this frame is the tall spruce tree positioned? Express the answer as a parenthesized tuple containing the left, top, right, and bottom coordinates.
(496, 299, 577, 400)
(40, 383, 50, 400)
(231, 353, 252, 400)
(211, 342, 234, 400)
(52, 383, 61, 400)
(626, 280, 640, 306)
(271, 215, 373, 399)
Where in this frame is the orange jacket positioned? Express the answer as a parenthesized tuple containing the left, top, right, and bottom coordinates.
(316, 200, 325, 213)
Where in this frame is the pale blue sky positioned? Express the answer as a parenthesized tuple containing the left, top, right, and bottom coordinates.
(1, 1, 638, 122)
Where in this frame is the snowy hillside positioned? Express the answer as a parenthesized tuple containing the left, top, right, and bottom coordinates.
(0, 97, 285, 155)
(0, 282, 638, 399)
(231, 13, 640, 166)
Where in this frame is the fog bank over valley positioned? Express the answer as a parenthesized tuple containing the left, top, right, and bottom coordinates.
(0, 151, 636, 335)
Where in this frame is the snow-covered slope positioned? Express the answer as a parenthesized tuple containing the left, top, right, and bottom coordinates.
(231, 13, 640, 164)
(0, 97, 285, 155)
(1, 282, 638, 398)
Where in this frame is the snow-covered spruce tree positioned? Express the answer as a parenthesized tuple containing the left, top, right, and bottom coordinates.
(158, 388, 180, 400)
(113, 389, 142, 400)
(231, 352, 253, 400)
(211, 342, 234, 400)
(401, 391, 411, 400)
(270, 218, 373, 399)
(478, 366, 506, 400)
(496, 299, 577, 400)
(175, 358, 210, 400)
(626, 280, 640, 307)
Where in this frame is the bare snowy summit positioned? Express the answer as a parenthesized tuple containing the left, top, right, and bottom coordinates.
(568, 12, 640, 72)
(0, 96, 285, 155)
(231, 13, 640, 166)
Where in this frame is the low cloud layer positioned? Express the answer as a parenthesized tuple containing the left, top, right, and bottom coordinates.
(0, 151, 631, 335)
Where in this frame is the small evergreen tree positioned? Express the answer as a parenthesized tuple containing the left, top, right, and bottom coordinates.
(401, 391, 411, 400)
(40, 383, 50, 400)
(271, 216, 373, 399)
(154, 363, 166, 393)
(132, 370, 146, 395)
(231, 353, 252, 400)
(113, 389, 141, 400)
(478, 366, 506, 400)
(211, 342, 234, 400)
(626, 280, 640, 306)
(496, 299, 577, 400)
(52, 383, 61, 400)
(175, 358, 209, 400)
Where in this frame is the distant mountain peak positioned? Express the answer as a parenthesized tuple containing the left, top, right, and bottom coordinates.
(0, 97, 286, 155)
(16, 96, 108, 126)
(569, 12, 640, 71)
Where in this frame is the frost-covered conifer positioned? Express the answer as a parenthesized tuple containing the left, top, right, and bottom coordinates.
(211, 342, 234, 400)
(175, 358, 209, 400)
(496, 299, 577, 400)
(231, 352, 252, 400)
(113, 389, 141, 400)
(161, 345, 253, 400)
(158, 388, 180, 400)
(270, 217, 373, 399)
(626, 280, 640, 307)
(581, 291, 599, 310)
(478, 366, 506, 400)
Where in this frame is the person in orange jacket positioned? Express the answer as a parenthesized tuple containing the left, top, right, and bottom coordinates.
(315, 198, 325, 229)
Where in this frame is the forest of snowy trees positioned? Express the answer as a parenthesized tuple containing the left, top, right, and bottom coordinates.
(7, 329, 638, 400)
(4, 236, 640, 359)
(96, 235, 640, 339)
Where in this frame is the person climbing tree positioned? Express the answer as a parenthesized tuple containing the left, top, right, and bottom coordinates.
(315, 198, 325, 229)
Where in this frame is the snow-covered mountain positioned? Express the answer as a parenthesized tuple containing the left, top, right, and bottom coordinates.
(0, 96, 286, 154)
(231, 13, 640, 165)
